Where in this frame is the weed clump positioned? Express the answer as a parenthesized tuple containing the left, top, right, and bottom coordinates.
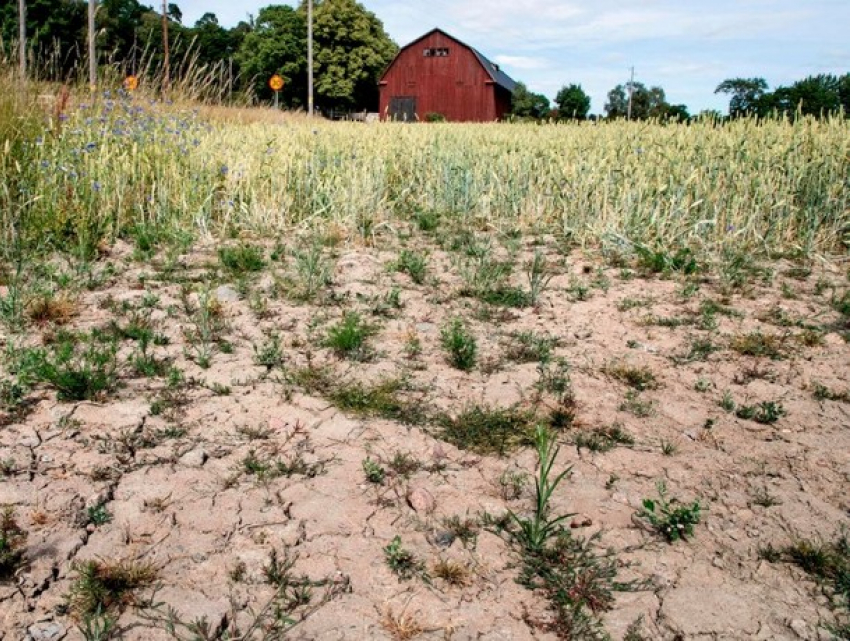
(26, 332, 119, 401)
(324, 312, 375, 361)
(0, 506, 26, 579)
(328, 378, 425, 424)
(440, 317, 477, 371)
(438, 405, 538, 456)
(636, 481, 702, 543)
(730, 330, 786, 360)
(603, 361, 661, 391)
(218, 243, 265, 275)
(66, 559, 157, 619)
(384, 536, 426, 581)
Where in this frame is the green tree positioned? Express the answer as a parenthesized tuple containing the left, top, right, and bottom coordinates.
(604, 82, 671, 120)
(510, 82, 550, 119)
(235, 5, 307, 106)
(714, 77, 769, 117)
(554, 83, 590, 120)
(303, 0, 397, 111)
(191, 12, 243, 69)
(0, 0, 86, 77)
(772, 74, 848, 118)
(97, 0, 149, 63)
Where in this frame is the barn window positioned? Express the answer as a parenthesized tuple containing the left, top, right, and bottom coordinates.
(423, 47, 449, 57)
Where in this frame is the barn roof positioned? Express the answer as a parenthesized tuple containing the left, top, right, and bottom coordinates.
(381, 28, 517, 93)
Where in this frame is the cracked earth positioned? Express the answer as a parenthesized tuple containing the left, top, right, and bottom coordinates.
(1, 236, 848, 640)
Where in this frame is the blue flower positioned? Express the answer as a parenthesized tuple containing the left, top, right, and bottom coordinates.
(92, 181, 101, 192)
(220, 165, 229, 176)
(85, 142, 97, 152)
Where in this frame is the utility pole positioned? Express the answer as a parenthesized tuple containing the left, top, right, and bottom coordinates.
(88, 0, 96, 92)
(626, 66, 634, 121)
(307, 0, 313, 117)
(162, 0, 170, 92)
(18, 0, 25, 83)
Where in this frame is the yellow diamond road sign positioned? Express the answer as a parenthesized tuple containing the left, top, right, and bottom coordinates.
(269, 74, 284, 91)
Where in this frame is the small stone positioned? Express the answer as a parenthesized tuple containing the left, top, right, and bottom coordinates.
(406, 486, 436, 514)
(712, 556, 725, 569)
(214, 285, 240, 303)
(789, 619, 811, 639)
(179, 447, 208, 468)
(27, 622, 66, 641)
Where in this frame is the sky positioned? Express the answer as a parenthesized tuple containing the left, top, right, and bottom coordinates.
(177, 0, 850, 115)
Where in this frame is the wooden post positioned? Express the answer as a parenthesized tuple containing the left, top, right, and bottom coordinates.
(162, 0, 170, 92)
(307, 0, 313, 117)
(18, 0, 25, 83)
(88, 0, 96, 92)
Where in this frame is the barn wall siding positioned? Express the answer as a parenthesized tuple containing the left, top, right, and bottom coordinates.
(379, 31, 507, 122)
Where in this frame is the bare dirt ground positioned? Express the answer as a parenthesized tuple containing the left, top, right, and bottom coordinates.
(1, 231, 848, 640)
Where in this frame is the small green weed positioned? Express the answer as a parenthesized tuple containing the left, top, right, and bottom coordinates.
(324, 312, 375, 361)
(508, 426, 573, 552)
(603, 361, 660, 391)
(384, 536, 426, 581)
(394, 249, 428, 284)
(443, 515, 480, 549)
(218, 243, 265, 275)
(636, 481, 702, 543)
(526, 250, 555, 306)
(499, 468, 529, 500)
(290, 244, 333, 301)
(619, 390, 656, 418)
(30, 333, 119, 401)
(87, 503, 112, 527)
(0, 505, 26, 579)
(253, 333, 285, 370)
(441, 317, 477, 371)
(735, 400, 786, 424)
(362, 457, 386, 485)
(814, 382, 850, 404)
(730, 331, 786, 360)
(574, 424, 634, 453)
(385, 451, 420, 478)
(635, 244, 700, 276)
(505, 331, 557, 364)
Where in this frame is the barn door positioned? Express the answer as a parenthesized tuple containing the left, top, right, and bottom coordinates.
(389, 96, 417, 121)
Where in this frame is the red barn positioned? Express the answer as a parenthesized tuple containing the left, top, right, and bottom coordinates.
(378, 28, 516, 122)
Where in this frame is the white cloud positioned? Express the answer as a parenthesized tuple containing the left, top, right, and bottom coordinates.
(493, 55, 551, 71)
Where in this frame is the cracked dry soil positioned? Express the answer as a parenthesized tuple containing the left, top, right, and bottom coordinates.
(1, 237, 848, 641)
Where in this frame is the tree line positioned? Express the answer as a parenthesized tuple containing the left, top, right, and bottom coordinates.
(512, 74, 850, 122)
(2, 0, 847, 118)
(0, 0, 397, 110)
